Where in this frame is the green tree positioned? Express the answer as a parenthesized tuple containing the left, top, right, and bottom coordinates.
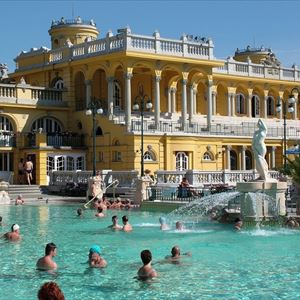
(286, 156, 300, 184)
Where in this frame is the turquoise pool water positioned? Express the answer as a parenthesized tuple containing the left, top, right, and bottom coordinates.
(1, 204, 300, 299)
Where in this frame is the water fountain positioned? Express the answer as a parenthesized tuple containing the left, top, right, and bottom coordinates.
(169, 119, 287, 223)
(0, 190, 11, 204)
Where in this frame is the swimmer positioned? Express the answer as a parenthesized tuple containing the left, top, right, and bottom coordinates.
(15, 194, 24, 205)
(36, 242, 58, 270)
(234, 218, 243, 230)
(77, 208, 83, 217)
(122, 215, 132, 232)
(175, 221, 184, 231)
(3, 224, 21, 241)
(165, 245, 192, 262)
(95, 207, 105, 218)
(159, 217, 169, 230)
(38, 281, 65, 300)
(88, 245, 107, 268)
(107, 215, 123, 230)
(137, 249, 157, 280)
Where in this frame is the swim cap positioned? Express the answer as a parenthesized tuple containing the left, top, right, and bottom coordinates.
(159, 217, 166, 224)
(12, 224, 20, 231)
(89, 244, 101, 255)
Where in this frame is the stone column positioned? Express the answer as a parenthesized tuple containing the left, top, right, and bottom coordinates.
(189, 84, 194, 121)
(167, 87, 171, 113)
(207, 80, 213, 130)
(271, 146, 276, 169)
(264, 96, 268, 118)
(212, 91, 217, 115)
(154, 75, 161, 128)
(181, 79, 187, 129)
(193, 87, 197, 115)
(171, 88, 176, 113)
(247, 94, 252, 118)
(107, 76, 114, 119)
(227, 93, 231, 116)
(124, 72, 133, 131)
(241, 146, 246, 170)
(278, 97, 283, 119)
(226, 145, 232, 170)
(85, 80, 91, 108)
(293, 100, 298, 120)
(231, 94, 235, 116)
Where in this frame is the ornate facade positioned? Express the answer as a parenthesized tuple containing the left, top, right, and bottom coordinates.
(0, 17, 299, 184)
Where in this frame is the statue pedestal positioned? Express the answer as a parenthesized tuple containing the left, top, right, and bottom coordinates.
(134, 178, 152, 205)
(237, 181, 287, 221)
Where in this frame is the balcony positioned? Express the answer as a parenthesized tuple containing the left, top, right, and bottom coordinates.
(23, 132, 85, 148)
(0, 133, 16, 147)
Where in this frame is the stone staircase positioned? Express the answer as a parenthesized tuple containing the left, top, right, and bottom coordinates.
(8, 185, 45, 201)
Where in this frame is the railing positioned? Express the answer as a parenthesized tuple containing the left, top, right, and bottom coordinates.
(131, 119, 300, 139)
(17, 29, 214, 70)
(31, 88, 62, 101)
(47, 133, 85, 147)
(214, 58, 300, 81)
(155, 170, 281, 186)
(0, 84, 16, 98)
(0, 134, 16, 147)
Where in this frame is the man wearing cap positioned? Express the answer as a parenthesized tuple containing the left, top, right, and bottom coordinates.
(36, 242, 58, 270)
(3, 224, 21, 241)
(88, 245, 107, 268)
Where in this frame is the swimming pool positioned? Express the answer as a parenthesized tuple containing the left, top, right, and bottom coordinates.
(1, 204, 300, 299)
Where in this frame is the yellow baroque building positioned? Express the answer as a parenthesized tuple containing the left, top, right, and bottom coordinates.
(0, 17, 299, 185)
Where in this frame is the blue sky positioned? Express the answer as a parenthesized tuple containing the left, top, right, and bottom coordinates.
(1, 0, 300, 72)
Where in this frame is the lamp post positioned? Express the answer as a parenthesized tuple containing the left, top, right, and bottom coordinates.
(133, 85, 152, 177)
(86, 100, 103, 176)
(276, 89, 297, 172)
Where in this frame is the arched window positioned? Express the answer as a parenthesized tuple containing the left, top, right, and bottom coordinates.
(203, 151, 213, 161)
(245, 150, 253, 170)
(267, 96, 275, 116)
(74, 72, 86, 111)
(113, 81, 121, 109)
(31, 117, 62, 133)
(0, 116, 14, 132)
(51, 77, 64, 90)
(251, 95, 260, 118)
(144, 150, 155, 161)
(236, 93, 246, 114)
(230, 150, 238, 170)
(96, 126, 103, 136)
(176, 152, 188, 171)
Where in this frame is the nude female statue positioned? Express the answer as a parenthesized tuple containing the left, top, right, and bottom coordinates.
(252, 119, 269, 181)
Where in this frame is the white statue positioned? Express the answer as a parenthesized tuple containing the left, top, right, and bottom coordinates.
(252, 119, 269, 181)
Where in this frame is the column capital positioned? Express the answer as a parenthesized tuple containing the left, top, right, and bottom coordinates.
(182, 78, 188, 85)
(106, 76, 115, 83)
(124, 72, 133, 80)
(154, 75, 161, 82)
(241, 145, 247, 151)
(227, 145, 232, 151)
(85, 80, 92, 86)
(272, 146, 277, 151)
(170, 87, 177, 93)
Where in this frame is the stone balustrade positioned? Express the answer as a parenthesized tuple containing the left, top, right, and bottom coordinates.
(214, 58, 300, 81)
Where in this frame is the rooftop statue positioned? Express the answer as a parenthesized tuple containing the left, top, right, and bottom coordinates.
(0, 63, 8, 80)
(252, 119, 269, 181)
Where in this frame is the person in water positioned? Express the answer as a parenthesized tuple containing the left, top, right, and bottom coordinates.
(15, 194, 25, 205)
(122, 215, 133, 232)
(95, 207, 105, 218)
(159, 217, 169, 230)
(165, 245, 192, 262)
(3, 224, 21, 241)
(234, 218, 243, 230)
(175, 221, 184, 231)
(107, 215, 123, 230)
(36, 242, 58, 270)
(137, 249, 157, 280)
(77, 208, 83, 217)
(38, 281, 65, 300)
(88, 245, 107, 268)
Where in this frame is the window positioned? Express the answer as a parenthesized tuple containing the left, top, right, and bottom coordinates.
(176, 152, 188, 171)
(267, 96, 275, 116)
(251, 95, 260, 118)
(144, 150, 155, 161)
(230, 150, 237, 170)
(96, 126, 103, 136)
(46, 154, 85, 175)
(53, 78, 64, 89)
(113, 151, 122, 162)
(67, 157, 74, 171)
(0, 116, 13, 133)
(31, 117, 62, 133)
(99, 152, 104, 162)
(203, 151, 213, 161)
(113, 81, 121, 109)
(76, 156, 85, 170)
(236, 93, 246, 114)
(245, 150, 253, 170)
